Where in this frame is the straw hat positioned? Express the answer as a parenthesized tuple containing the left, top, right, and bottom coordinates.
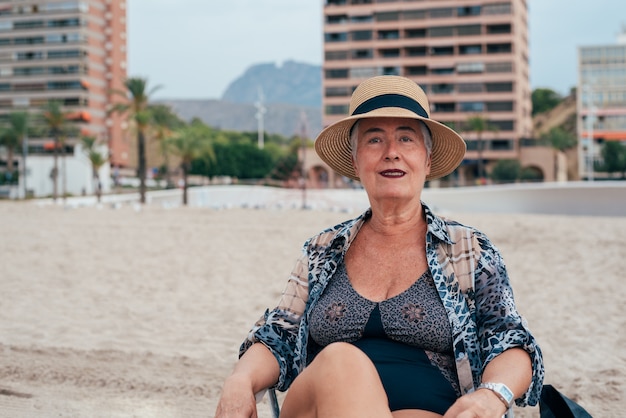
(315, 75, 466, 181)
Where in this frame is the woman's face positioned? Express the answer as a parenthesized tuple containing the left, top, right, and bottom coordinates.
(352, 117, 431, 204)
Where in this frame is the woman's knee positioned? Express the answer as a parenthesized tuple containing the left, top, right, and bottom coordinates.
(312, 342, 377, 376)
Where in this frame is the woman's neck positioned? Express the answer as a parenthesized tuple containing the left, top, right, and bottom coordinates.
(366, 200, 426, 238)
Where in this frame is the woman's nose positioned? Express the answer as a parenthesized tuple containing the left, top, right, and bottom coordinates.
(384, 142, 400, 160)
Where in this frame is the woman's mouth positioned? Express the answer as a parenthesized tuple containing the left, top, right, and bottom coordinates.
(380, 169, 406, 178)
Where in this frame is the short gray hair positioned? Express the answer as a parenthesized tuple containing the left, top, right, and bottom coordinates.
(350, 119, 433, 158)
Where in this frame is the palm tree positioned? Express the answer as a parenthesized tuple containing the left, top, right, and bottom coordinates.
(540, 127, 577, 182)
(149, 104, 183, 188)
(0, 111, 29, 185)
(167, 124, 215, 205)
(81, 136, 108, 202)
(466, 115, 494, 183)
(110, 77, 160, 204)
(41, 101, 67, 201)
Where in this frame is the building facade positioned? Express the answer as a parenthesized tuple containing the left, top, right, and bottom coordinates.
(321, 0, 533, 186)
(577, 30, 626, 180)
(0, 0, 127, 197)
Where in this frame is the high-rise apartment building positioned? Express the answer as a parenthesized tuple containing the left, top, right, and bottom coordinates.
(0, 0, 127, 196)
(322, 0, 532, 185)
(577, 30, 626, 180)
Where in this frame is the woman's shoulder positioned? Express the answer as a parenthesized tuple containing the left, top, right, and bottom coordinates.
(305, 210, 370, 249)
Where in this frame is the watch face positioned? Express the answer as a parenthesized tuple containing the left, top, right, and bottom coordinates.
(499, 384, 514, 403)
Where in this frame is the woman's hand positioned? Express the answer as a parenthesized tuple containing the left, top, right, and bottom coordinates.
(214, 374, 259, 418)
(443, 388, 508, 418)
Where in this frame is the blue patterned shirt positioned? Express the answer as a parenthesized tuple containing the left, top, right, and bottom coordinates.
(240, 203, 544, 407)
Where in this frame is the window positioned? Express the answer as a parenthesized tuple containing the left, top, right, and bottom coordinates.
(16, 51, 44, 61)
(379, 48, 400, 58)
(459, 102, 484, 112)
(457, 6, 481, 16)
(47, 49, 83, 59)
(431, 84, 454, 94)
(458, 83, 483, 93)
(431, 67, 454, 75)
(0, 83, 10, 91)
(14, 36, 44, 45)
(350, 15, 373, 23)
(350, 67, 380, 78)
(457, 62, 484, 73)
(432, 102, 455, 113)
(325, 32, 348, 42)
(405, 28, 426, 38)
(431, 46, 454, 56)
(47, 80, 82, 90)
(352, 49, 373, 59)
(485, 62, 513, 73)
(325, 50, 348, 60)
(14, 20, 45, 30)
(47, 18, 81, 28)
(429, 26, 454, 37)
(485, 82, 513, 92)
(487, 24, 511, 34)
(325, 69, 349, 79)
(486, 101, 514, 112)
(325, 86, 352, 97)
(459, 44, 482, 54)
(375, 12, 399, 22)
(13, 66, 45, 76)
(13, 82, 45, 91)
(351, 30, 373, 41)
(49, 65, 81, 74)
(457, 25, 481, 36)
(402, 10, 426, 20)
(405, 65, 427, 76)
(490, 120, 514, 131)
(483, 3, 512, 15)
(325, 104, 349, 115)
(487, 43, 512, 54)
(405, 46, 426, 57)
(429, 8, 454, 18)
(378, 30, 399, 40)
(382, 66, 400, 76)
(326, 14, 348, 24)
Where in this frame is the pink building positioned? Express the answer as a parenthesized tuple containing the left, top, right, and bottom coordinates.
(321, 0, 535, 186)
(0, 0, 128, 196)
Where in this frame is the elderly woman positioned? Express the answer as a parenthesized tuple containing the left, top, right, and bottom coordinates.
(215, 76, 544, 418)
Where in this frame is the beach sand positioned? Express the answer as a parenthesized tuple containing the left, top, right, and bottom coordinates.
(0, 201, 624, 417)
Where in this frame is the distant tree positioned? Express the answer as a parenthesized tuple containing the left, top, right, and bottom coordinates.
(491, 159, 521, 183)
(81, 136, 108, 202)
(110, 77, 160, 204)
(0, 111, 29, 183)
(532, 88, 562, 115)
(41, 101, 68, 201)
(149, 104, 184, 188)
(466, 115, 496, 182)
(598, 141, 626, 178)
(167, 124, 215, 205)
(541, 126, 577, 181)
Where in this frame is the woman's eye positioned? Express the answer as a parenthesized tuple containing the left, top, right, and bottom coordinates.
(400, 136, 413, 142)
(368, 137, 381, 144)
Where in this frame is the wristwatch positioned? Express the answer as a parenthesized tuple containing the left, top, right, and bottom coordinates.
(478, 382, 514, 409)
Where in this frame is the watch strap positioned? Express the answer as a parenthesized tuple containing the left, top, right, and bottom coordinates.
(478, 382, 514, 409)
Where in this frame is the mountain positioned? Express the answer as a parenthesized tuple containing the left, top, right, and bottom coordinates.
(222, 60, 322, 107)
(158, 61, 323, 138)
(160, 99, 322, 139)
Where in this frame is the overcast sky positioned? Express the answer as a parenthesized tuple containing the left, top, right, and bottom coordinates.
(127, 0, 625, 100)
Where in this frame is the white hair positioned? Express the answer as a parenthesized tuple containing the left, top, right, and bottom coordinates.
(349, 119, 433, 158)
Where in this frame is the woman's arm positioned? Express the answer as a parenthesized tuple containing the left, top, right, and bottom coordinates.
(443, 347, 532, 418)
(215, 343, 280, 417)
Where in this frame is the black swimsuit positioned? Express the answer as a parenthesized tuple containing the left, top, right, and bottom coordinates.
(309, 262, 458, 414)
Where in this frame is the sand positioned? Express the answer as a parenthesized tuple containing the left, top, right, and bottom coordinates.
(0, 200, 624, 417)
